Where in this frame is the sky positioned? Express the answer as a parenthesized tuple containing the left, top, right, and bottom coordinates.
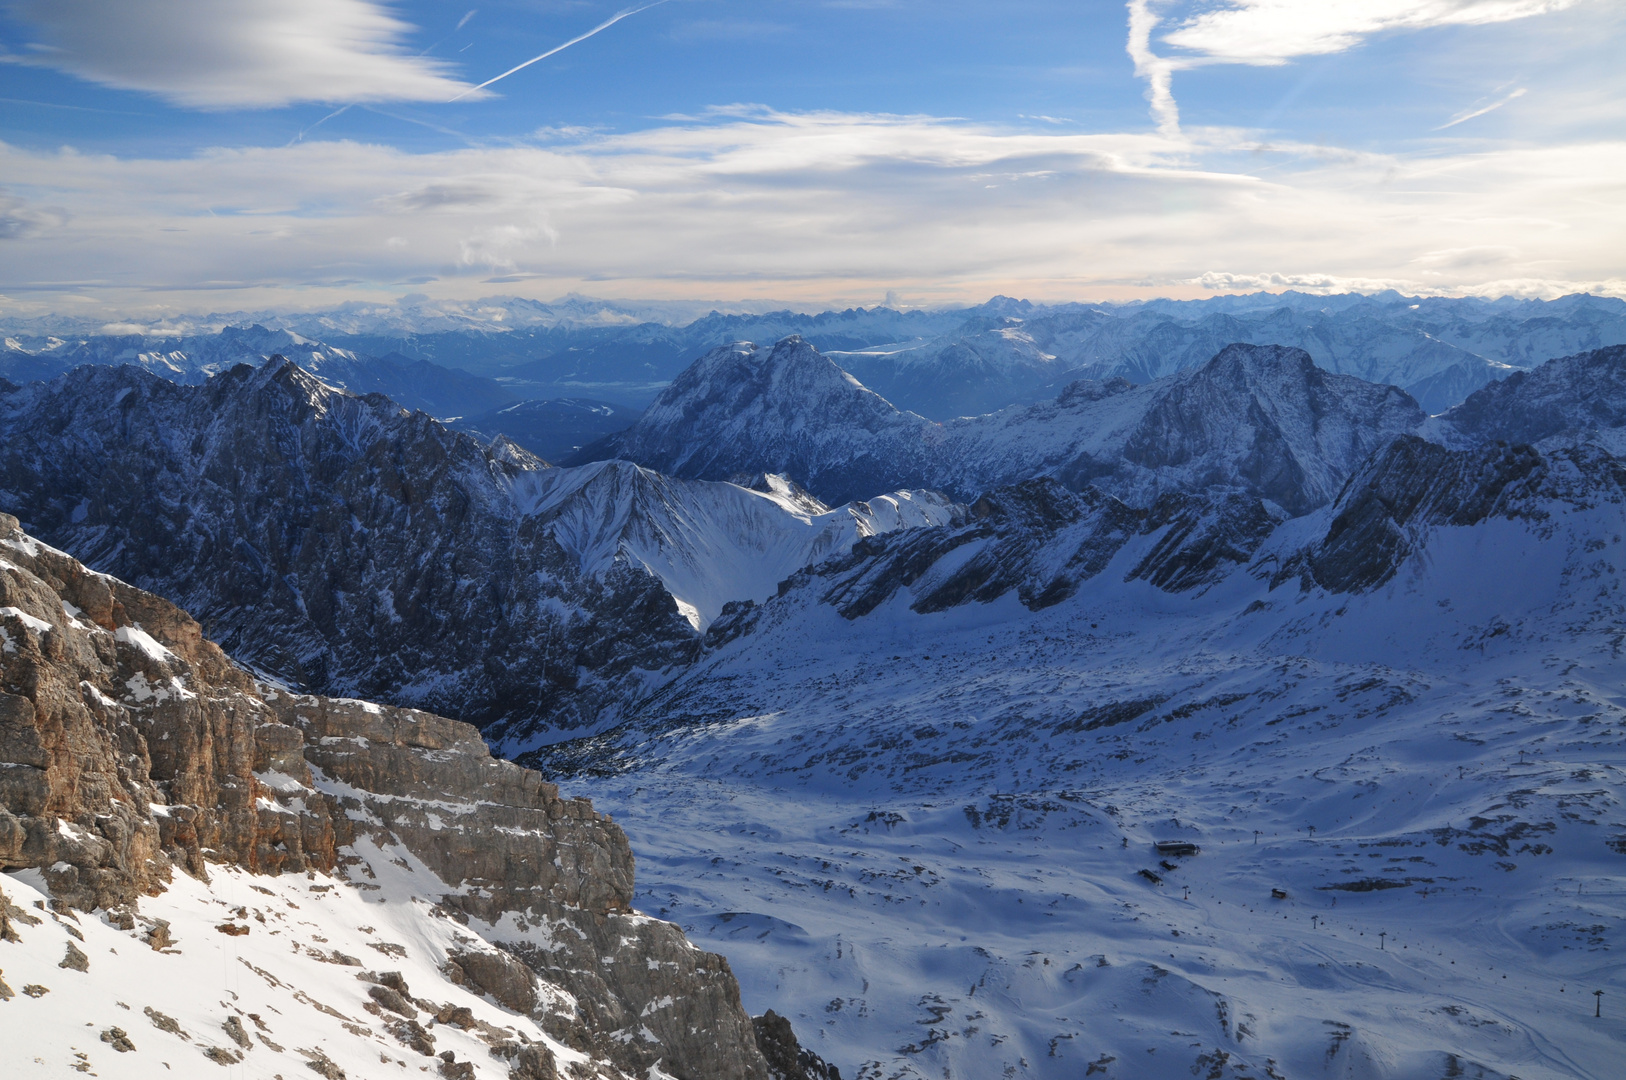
(0, 0, 1622, 318)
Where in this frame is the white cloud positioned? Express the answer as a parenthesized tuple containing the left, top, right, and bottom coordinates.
(0, 111, 1622, 313)
(1126, 0, 1581, 134)
(5, 0, 480, 109)
(0, 190, 67, 239)
(1127, 0, 1182, 136)
(1160, 0, 1582, 64)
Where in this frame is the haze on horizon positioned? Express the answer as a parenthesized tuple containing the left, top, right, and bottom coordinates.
(1, 0, 1622, 319)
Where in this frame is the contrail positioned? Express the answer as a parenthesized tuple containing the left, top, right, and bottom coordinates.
(449, 0, 671, 102)
(1436, 87, 1526, 131)
(291, 8, 479, 145)
(289, 103, 354, 146)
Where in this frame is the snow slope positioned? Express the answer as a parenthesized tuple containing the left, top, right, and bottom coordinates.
(1, 848, 593, 1080)
(534, 435, 1626, 1080)
(512, 458, 957, 630)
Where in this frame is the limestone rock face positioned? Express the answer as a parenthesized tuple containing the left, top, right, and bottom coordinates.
(753, 1010, 843, 1080)
(747, 478, 1280, 625)
(0, 513, 773, 1080)
(0, 511, 338, 909)
(1293, 436, 1626, 594)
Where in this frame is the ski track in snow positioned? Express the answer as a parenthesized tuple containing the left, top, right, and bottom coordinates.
(560, 505, 1626, 1080)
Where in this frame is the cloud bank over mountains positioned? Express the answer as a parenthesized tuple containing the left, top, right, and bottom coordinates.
(2, 107, 1621, 314)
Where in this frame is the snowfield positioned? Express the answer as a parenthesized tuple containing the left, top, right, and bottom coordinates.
(544, 490, 1626, 1079)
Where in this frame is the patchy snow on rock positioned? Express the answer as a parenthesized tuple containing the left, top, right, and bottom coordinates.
(114, 625, 176, 663)
(0, 857, 585, 1080)
(0, 606, 52, 635)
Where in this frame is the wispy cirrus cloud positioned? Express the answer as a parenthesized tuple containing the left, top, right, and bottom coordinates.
(3, 0, 482, 109)
(449, 0, 671, 102)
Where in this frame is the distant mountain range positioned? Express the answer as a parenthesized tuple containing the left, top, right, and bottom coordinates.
(9, 291, 1626, 420)
(4, 334, 1626, 748)
(574, 338, 1427, 514)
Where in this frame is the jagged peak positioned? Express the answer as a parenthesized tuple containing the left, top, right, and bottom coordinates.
(232, 354, 362, 419)
(644, 334, 911, 422)
(490, 432, 551, 471)
(1195, 341, 1318, 380)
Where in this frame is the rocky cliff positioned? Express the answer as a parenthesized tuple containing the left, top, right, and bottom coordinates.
(0, 511, 828, 1080)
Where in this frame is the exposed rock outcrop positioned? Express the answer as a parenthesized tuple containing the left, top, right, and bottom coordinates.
(746, 478, 1280, 624)
(753, 1010, 842, 1080)
(1289, 436, 1626, 594)
(0, 513, 775, 1079)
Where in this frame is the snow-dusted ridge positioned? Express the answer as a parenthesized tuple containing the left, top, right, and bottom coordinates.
(0, 357, 954, 737)
(511, 457, 957, 631)
(9, 291, 1625, 420)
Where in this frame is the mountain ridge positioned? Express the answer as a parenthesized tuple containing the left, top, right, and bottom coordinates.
(580, 339, 1427, 515)
(0, 357, 950, 743)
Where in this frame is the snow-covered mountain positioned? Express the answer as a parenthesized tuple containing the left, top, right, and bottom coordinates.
(0, 513, 831, 1080)
(841, 306, 1518, 417)
(10, 292, 1622, 419)
(0, 358, 949, 742)
(579, 338, 942, 505)
(1429, 343, 1626, 449)
(582, 339, 1426, 515)
(530, 415, 1626, 1080)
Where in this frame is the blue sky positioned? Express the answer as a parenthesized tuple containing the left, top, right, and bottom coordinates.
(1, 1, 1622, 317)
